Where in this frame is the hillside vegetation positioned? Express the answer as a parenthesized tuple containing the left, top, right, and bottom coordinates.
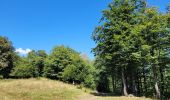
(0, 78, 152, 100)
(0, 0, 169, 100)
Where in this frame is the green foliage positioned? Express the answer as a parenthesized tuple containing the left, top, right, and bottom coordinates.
(11, 50, 47, 78)
(43, 46, 79, 79)
(93, 0, 146, 93)
(0, 36, 15, 78)
(11, 57, 36, 78)
(1, 1, 169, 97)
(93, 57, 111, 92)
(62, 64, 77, 81)
(43, 45, 95, 89)
(61, 63, 95, 89)
(27, 50, 47, 77)
(92, 0, 170, 99)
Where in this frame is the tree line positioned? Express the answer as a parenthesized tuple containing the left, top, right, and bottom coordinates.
(92, 0, 170, 100)
(0, 40, 96, 89)
(0, 0, 170, 99)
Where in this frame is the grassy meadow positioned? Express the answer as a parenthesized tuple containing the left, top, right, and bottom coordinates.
(0, 78, 153, 100)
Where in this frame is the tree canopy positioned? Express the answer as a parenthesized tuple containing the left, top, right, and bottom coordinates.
(92, 0, 170, 99)
(0, 36, 15, 78)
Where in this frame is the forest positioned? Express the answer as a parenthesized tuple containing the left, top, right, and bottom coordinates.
(0, 0, 170, 100)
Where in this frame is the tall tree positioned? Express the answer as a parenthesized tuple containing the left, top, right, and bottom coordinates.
(92, 0, 170, 99)
(138, 7, 170, 98)
(92, 0, 146, 96)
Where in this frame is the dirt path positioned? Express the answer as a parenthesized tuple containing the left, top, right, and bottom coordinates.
(78, 94, 98, 100)
(77, 93, 153, 100)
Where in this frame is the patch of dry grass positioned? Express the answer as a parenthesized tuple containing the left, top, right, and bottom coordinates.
(0, 78, 83, 100)
(0, 78, 153, 100)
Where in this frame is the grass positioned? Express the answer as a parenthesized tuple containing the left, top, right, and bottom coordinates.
(0, 78, 153, 100)
(0, 78, 83, 100)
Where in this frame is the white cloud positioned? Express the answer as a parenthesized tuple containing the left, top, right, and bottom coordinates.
(15, 48, 32, 55)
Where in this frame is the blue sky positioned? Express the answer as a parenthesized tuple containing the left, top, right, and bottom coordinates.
(0, 0, 169, 59)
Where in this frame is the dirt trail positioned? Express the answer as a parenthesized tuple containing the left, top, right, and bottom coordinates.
(78, 94, 98, 100)
(78, 93, 153, 100)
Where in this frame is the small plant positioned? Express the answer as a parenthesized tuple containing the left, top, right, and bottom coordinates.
(0, 75, 3, 79)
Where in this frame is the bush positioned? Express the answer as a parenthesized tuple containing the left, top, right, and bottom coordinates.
(61, 61, 96, 89)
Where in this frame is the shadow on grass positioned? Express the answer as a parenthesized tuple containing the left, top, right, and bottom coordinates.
(90, 92, 119, 97)
(90, 92, 157, 100)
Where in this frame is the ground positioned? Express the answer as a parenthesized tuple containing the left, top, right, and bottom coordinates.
(0, 78, 152, 100)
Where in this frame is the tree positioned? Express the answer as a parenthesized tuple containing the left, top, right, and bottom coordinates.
(0, 36, 15, 78)
(11, 56, 36, 78)
(43, 45, 95, 88)
(167, 4, 170, 13)
(92, 0, 146, 96)
(93, 57, 112, 93)
(11, 50, 47, 78)
(92, 0, 170, 99)
(43, 46, 78, 79)
(137, 7, 170, 98)
(31, 50, 47, 77)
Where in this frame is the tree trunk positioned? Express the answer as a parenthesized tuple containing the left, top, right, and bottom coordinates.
(143, 64, 148, 96)
(136, 71, 141, 96)
(112, 74, 115, 92)
(159, 66, 164, 100)
(133, 76, 138, 96)
(155, 82, 160, 99)
(152, 65, 160, 99)
(139, 75, 143, 95)
(122, 70, 128, 96)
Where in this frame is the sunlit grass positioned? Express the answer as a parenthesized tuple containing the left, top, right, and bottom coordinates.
(0, 78, 153, 100)
(0, 78, 83, 100)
